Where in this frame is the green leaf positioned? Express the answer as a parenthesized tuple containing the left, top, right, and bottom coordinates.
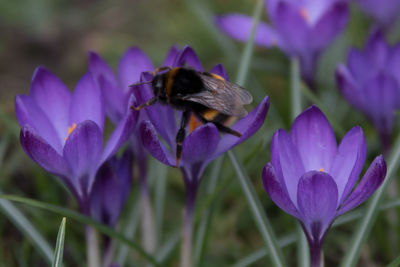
(228, 151, 286, 267)
(0, 197, 53, 264)
(52, 217, 66, 267)
(0, 194, 161, 267)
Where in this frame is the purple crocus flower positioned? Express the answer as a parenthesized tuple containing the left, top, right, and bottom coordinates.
(136, 46, 270, 199)
(336, 30, 400, 150)
(134, 45, 269, 266)
(15, 67, 137, 214)
(216, 0, 349, 88)
(355, 0, 400, 29)
(90, 148, 133, 227)
(88, 46, 180, 252)
(262, 106, 386, 266)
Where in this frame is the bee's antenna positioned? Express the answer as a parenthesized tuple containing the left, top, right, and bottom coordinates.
(129, 80, 152, 87)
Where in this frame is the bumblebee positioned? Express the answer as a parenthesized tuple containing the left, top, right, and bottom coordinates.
(132, 66, 253, 166)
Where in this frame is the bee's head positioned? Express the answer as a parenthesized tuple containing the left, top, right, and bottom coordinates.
(151, 74, 165, 97)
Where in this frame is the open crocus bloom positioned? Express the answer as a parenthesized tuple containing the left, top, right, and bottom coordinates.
(262, 106, 386, 262)
(15, 67, 137, 212)
(216, 0, 349, 87)
(135, 46, 270, 190)
(336, 30, 400, 147)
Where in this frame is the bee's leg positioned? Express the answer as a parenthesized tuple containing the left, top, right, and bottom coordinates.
(195, 113, 242, 138)
(131, 97, 157, 111)
(212, 122, 242, 137)
(176, 110, 191, 167)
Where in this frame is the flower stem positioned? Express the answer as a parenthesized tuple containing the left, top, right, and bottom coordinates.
(340, 133, 400, 267)
(309, 242, 322, 267)
(86, 226, 101, 267)
(180, 182, 198, 267)
(140, 181, 156, 253)
(290, 57, 302, 119)
(228, 150, 286, 267)
(297, 224, 310, 267)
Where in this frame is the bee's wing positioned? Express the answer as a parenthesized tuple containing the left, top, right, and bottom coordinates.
(183, 74, 253, 117)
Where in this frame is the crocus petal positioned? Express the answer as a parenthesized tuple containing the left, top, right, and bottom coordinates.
(118, 47, 154, 91)
(97, 76, 126, 124)
(215, 14, 279, 48)
(365, 31, 389, 71)
(364, 73, 400, 136)
(214, 96, 269, 157)
(274, 1, 310, 55)
(297, 171, 338, 243)
(100, 95, 138, 164)
(290, 106, 337, 172)
(30, 67, 72, 143)
(69, 73, 105, 131)
(357, 0, 400, 26)
(88, 51, 119, 88)
(338, 155, 386, 215)
(162, 45, 180, 66)
(388, 44, 400, 79)
(173, 45, 203, 71)
(336, 64, 366, 111)
(271, 129, 305, 205)
(139, 120, 175, 167)
(210, 64, 229, 80)
(310, 3, 348, 51)
(15, 95, 63, 154)
(90, 149, 133, 226)
(346, 48, 371, 85)
(20, 125, 70, 177)
(330, 126, 366, 204)
(181, 123, 220, 181)
(262, 163, 300, 218)
(63, 120, 103, 195)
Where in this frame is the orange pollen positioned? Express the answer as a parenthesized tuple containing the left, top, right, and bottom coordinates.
(299, 8, 310, 22)
(319, 168, 324, 172)
(188, 115, 202, 134)
(64, 123, 77, 141)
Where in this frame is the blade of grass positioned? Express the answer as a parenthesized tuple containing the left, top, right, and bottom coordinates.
(340, 133, 400, 267)
(52, 217, 66, 267)
(0, 194, 161, 267)
(0, 196, 53, 265)
(228, 150, 286, 267)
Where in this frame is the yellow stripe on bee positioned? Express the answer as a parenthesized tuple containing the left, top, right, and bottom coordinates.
(166, 67, 179, 96)
(188, 115, 202, 134)
(203, 109, 219, 121)
(210, 73, 225, 81)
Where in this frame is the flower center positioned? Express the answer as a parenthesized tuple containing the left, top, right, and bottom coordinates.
(299, 8, 310, 22)
(319, 168, 324, 172)
(65, 123, 77, 141)
(188, 114, 201, 134)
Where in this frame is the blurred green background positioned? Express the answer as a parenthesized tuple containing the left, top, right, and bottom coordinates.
(1, 0, 399, 266)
